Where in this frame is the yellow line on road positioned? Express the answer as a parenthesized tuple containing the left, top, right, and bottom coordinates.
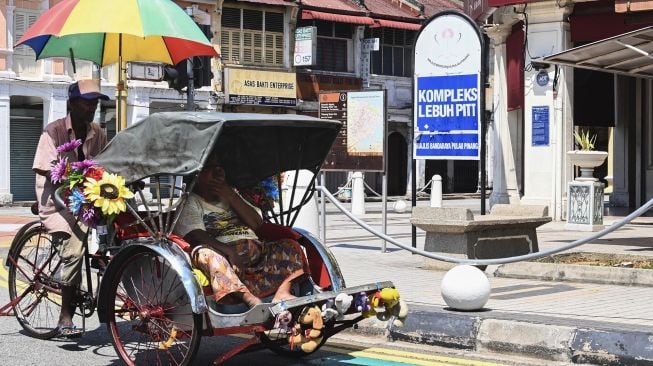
(323, 343, 507, 366)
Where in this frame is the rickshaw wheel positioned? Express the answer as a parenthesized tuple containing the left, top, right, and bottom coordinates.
(258, 323, 331, 358)
(7, 224, 63, 339)
(106, 250, 202, 366)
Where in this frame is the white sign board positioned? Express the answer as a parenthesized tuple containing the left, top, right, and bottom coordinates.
(413, 12, 482, 160)
(294, 26, 317, 66)
(362, 38, 379, 52)
(127, 62, 163, 81)
(361, 38, 379, 88)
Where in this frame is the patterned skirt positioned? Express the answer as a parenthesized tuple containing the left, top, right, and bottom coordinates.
(192, 238, 307, 302)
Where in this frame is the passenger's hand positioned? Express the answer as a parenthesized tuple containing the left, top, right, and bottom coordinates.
(207, 167, 234, 201)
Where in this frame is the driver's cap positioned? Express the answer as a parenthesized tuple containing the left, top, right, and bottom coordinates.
(68, 79, 110, 101)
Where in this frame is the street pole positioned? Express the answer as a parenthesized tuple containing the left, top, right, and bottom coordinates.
(186, 58, 194, 111)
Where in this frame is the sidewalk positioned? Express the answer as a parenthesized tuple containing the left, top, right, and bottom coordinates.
(322, 200, 653, 365)
(1, 201, 653, 365)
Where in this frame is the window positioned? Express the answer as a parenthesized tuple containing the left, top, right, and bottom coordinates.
(366, 28, 414, 77)
(221, 7, 284, 66)
(298, 20, 352, 72)
(13, 10, 41, 76)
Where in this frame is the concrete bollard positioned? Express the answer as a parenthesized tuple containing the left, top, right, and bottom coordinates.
(283, 170, 319, 235)
(351, 171, 366, 216)
(430, 174, 442, 208)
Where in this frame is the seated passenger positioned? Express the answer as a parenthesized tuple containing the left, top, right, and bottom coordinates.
(174, 156, 307, 308)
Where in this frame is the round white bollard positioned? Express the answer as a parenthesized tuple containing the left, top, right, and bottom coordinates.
(393, 199, 407, 213)
(441, 265, 490, 311)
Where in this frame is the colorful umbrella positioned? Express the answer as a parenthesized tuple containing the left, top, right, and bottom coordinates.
(16, 0, 218, 131)
(16, 0, 218, 66)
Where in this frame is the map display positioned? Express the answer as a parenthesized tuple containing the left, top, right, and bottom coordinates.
(319, 90, 386, 172)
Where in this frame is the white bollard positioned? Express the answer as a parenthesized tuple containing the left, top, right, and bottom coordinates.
(283, 170, 319, 235)
(430, 174, 442, 208)
(441, 265, 490, 311)
(351, 171, 366, 216)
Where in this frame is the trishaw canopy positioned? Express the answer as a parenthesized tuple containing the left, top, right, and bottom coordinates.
(94, 112, 341, 187)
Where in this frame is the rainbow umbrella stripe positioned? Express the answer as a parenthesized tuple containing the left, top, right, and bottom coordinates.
(17, 0, 217, 66)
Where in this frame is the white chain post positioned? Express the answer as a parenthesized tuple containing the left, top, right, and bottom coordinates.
(351, 171, 366, 216)
(430, 174, 442, 208)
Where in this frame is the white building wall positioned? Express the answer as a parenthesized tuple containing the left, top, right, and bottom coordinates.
(519, 3, 573, 220)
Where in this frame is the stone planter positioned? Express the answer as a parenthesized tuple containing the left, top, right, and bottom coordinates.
(567, 150, 608, 181)
(566, 150, 608, 232)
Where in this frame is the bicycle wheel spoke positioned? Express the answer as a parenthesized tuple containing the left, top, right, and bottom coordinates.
(108, 251, 201, 366)
(8, 225, 63, 338)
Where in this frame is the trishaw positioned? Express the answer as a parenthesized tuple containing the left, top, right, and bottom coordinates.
(2, 112, 401, 365)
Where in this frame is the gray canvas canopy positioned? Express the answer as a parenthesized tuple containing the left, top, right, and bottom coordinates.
(94, 112, 341, 187)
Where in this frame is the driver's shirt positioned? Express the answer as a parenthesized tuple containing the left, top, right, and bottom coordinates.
(32, 115, 107, 234)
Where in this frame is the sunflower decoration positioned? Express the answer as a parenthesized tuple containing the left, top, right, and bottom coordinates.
(84, 172, 135, 216)
(51, 140, 134, 227)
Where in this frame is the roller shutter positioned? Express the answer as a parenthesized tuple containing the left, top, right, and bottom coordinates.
(10, 116, 42, 201)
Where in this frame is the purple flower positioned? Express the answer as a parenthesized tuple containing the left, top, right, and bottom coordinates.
(56, 139, 82, 154)
(50, 157, 68, 184)
(80, 207, 99, 228)
(71, 159, 96, 174)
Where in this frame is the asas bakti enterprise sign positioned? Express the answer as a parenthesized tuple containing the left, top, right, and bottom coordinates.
(414, 11, 482, 160)
(225, 67, 297, 106)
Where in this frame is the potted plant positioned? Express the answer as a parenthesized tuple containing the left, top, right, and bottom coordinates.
(567, 129, 608, 181)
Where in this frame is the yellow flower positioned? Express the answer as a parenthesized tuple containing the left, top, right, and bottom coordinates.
(84, 172, 134, 216)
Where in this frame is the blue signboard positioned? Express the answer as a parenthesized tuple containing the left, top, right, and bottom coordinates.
(415, 74, 480, 159)
(532, 106, 549, 146)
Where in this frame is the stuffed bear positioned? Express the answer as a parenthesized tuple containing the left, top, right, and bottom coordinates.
(354, 291, 373, 316)
(273, 310, 293, 333)
(321, 299, 338, 322)
(376, 298, 409, 328)
(375, 288, 408, 328)
(289, 306, 324, 353)
(334, 293, 353, 318)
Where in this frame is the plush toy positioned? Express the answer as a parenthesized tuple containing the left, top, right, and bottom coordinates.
(334, 293, 353, 318)
(379, 288, 400, 309)
(354, 291, 372, 316)
(375, 288, 408, 328)
(273, 310, 293, 333)
(376, 299, 409, 328)
(289, 306, 324, 353)
(369, 291, 382, 312)
(321, 299, 338, 322)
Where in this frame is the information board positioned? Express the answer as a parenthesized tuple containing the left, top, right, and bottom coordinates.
(531, 106, 550, 146)
(319, 90, 386, 172)
(413, 12, 482, 160)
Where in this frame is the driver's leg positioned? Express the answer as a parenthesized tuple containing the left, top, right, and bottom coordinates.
(54, 223, 86, 328)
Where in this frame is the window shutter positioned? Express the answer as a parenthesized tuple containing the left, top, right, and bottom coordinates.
(221, 8, 285, 67)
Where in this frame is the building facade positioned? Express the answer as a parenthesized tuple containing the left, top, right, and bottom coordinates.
(466, 0, 653, 220)
(0, 0, 462, 204)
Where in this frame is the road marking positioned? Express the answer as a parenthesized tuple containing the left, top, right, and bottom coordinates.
(322, 344, 506, 366)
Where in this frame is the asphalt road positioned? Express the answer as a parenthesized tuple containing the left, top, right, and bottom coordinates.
(0, 243, 524, 366)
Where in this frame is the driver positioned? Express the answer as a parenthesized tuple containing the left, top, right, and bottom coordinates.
(174, 154, 308, 308)
(32, 79, 109, 338)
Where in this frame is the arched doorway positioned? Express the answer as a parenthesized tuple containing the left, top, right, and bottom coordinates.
(387, 132, 407, 196)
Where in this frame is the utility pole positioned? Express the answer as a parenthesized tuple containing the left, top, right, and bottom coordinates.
(186, 58, 194, 111)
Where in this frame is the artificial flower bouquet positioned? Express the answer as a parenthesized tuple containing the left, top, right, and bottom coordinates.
(51, 139, 134, 228)
(237, 175, 280, 212)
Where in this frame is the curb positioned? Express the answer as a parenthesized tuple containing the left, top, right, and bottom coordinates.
(494, 262, 653, 287)
(351, 305, 653, 365)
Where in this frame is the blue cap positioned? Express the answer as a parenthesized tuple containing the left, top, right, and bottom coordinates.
(68, 79, 109, 101)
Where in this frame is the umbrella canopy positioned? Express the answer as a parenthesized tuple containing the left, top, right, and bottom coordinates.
(16, 0, 217, 66)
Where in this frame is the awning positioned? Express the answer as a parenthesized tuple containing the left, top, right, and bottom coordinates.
(237, 0, 297, 6)
(301, 10, 374, 25)
(370, 19, 421, 31)
(543, 26, 653, 79)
